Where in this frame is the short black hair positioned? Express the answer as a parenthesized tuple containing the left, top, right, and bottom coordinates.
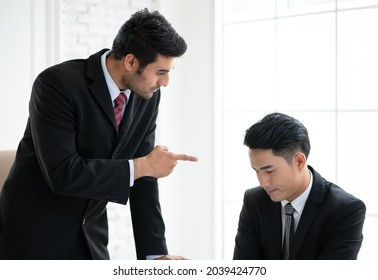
(112, 8, 187, 71)
(244, 112, 311, 163)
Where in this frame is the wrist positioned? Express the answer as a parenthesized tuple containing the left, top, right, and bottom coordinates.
(133, 157, 149, 180)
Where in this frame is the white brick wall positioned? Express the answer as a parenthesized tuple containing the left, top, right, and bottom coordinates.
(61, 0, 156, 60)
(60, 0, 155, 260)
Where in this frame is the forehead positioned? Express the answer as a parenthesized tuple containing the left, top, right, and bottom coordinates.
(249, 149, 286, 169)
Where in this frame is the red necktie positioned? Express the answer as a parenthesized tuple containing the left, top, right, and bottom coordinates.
(114, 92, 126, 128)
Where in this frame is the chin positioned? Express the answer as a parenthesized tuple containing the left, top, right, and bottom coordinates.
(136, 92, 154, 100)
(145, 92, 154, 99)
(268, 193, 284, 202)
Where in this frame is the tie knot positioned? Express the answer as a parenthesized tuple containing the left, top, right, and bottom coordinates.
(284, 203, 295, 215)
(115, 92, 126, 109)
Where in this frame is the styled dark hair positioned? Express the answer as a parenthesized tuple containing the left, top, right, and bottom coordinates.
(111, 8, 187, 71)
(244, 112, 311, 163)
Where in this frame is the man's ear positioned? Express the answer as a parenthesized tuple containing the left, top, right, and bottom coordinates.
(293, 152, 307, 171)
(123, 54, 138, 71)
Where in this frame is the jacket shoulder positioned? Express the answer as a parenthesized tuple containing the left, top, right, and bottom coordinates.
(310, 166, 366, 213)
(324, 181, 365, 210)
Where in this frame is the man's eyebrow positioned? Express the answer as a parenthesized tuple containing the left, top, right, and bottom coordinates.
(252, 165, 274, 172)
(157, 69, 170, 73)
(157, 65, 175, 72)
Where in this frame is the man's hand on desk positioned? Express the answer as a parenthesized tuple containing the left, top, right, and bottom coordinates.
(153, 254, 190, 260)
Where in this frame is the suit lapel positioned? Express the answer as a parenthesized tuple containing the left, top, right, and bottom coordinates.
(86, 49, 118, 130)
(118, 92, 143, 138)
(263, 201, 283, 259)
(291, 167, 323, 259)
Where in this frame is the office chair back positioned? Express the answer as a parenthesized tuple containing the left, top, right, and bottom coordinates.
(0, 150, 16, 192)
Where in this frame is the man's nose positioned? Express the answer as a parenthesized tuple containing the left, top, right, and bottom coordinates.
(158, 74, 169, 87)
(258, 174, 269, 187)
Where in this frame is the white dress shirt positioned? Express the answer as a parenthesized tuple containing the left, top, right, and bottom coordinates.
(281, 169, 313, 242)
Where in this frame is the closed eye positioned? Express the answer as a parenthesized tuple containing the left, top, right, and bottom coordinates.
(252, 165, 275, 173)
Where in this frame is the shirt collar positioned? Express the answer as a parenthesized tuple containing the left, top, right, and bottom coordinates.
(281, 169, 313, 215)
(100, 50, 131, 103)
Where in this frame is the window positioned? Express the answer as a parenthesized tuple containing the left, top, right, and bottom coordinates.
(218, 0, 378, 259)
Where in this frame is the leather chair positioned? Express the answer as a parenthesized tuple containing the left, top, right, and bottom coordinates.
(0, 150, 16, 192)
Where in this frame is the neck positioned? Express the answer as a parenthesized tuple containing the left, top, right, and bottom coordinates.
(106, 54, 126, 90)
(298, 166, 311, 194)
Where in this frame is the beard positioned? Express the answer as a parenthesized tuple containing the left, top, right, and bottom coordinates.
(131, 87, 159, 99)
(122, 77, 159, 100)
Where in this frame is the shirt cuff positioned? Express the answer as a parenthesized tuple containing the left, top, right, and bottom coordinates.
(129, 159, 134, 187)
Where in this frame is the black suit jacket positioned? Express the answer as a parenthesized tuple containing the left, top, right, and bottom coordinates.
(233, 166, 366, 260)
(0, 49, 168, 259)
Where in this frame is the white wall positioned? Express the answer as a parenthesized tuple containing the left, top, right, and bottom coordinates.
(0, 0, 32, 150)
(0, 0, 60, 150)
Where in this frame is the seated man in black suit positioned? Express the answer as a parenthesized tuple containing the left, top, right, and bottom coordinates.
(233, 112, 366, 260)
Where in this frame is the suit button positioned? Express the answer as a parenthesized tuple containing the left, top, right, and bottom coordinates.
(82, 218, 86, 225)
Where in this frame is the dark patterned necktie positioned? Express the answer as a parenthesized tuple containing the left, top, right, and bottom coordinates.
(282, 202, 295, 260)
(114, 92, 126, 128)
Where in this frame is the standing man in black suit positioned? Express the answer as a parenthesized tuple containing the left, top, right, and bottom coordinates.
(233, 112, 366, 260)
(0, 9, 197, 260)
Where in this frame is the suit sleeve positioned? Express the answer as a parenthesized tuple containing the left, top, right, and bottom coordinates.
(233, 190, 265, 260)
(29, 67, 130, 203)
(316, 197, 366, 260)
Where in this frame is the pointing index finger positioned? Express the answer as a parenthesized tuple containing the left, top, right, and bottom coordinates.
(173, 153, 198, 162)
